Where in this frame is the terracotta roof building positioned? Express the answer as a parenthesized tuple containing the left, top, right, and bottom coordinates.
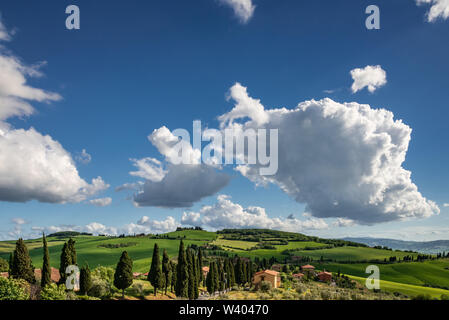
(34, 267, 61, 283)
(317, 271, 333, 282)
(253, 270, 281, 289)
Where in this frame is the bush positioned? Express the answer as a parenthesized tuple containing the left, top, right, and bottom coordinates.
(92, 266, 115, 284)
(0, 258, 9, 272)
(88, 279, 112, 299)
(412, 294, 433, 300)
(441, 294, 449, 301)
(260, 281, 272, 292)
(40, 284, 67, 300)
(0, 277, 29, 300)
(77, 295, 101, 301)
(129, 283, 145, 297)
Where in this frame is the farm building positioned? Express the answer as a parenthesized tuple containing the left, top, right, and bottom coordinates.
(301, 264, 315, 271)
(0, 272, 8, 278)
(133, 272, 142, 278)
(34, 267, 61, 283)
(292, 273, 304, 280)
(317, 271, 333, 282)
(253, 270, 281, 289)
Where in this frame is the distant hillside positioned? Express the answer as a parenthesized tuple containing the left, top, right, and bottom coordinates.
(342, 237, 449, 254)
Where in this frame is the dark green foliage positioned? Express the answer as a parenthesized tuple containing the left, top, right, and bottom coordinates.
(41, 234, 51, 288)
(79, 265, 92, 295)
(170, 261, 177, 292)
(235, 258, 245, 286)
(113, 251, 133, 297)
(8, 253, 14, 273)
(218, 260, 225, 291)
(68, 238, 77, 265)
(175, 240, 189, 298)
(197, 249, 203, 285)
(148, 243, 163, 295)
(59, 242, 71, 285)
(162, 249, 171, 295)
(11, 238, 35, 283)
(0, 258, 8, 272)
(206, 261, 215, 294)
(187, 249, 196, 299)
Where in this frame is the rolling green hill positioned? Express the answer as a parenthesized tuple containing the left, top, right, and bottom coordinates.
(1, 228, 448, 299)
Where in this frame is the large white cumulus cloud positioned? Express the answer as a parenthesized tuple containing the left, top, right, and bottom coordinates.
(416, 0, 449, 22)
(219, 0, 256, 24)
(120, 126, 230, 208)
(0, 16, 108, 204)
(221, 83, 439, 224)
(182, 195, 329, 232)
(0, 127, 108, 203)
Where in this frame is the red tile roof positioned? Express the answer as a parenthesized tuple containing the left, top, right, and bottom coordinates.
(255, 270, 279, 276)
(301, 264, 315, 269)
(34, 267, 60, 283)
(202, 266, 209, 272)
(0, 272, 8, 278)
(292, 273, 304, 278)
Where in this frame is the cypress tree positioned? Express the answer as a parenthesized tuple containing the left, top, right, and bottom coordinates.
(11, 238, 35, 283)
(218, 260, 225, 292)
(197, 249, 203, 285)
(148, 243, 163, 296)
(8, 252, 14, 274)
(68, 238, 77, 265)
(114, 251, 133, 298)
(41, 234, 51, 288)
(162, 249, 171, 295)
(170, 261, 177, 292)
(206, 262, 214, 294)
(234, 258, 242, 285)
(187, 249, 195, 300)
(213, 261, 219, 292)
(242, 260, 247, 284)
(79, 264, 92, 295)
(58, 242, 72, 285)
(175, 240, 189, 298)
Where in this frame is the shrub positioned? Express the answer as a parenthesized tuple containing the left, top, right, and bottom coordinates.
(320, 290, 332, 300)
(0, 277, 29, 300)
(412, 294, 433, 300)
(260, 281, 272, 292)
(129, 282, 145, 297)
(92, 266, 115, 284)
(0, 258, 9, 272)
(40, 283, 67, 300)
(88, 279, 112, 299)
(441, 294, 449, 301)
(77, 295, 101, 301)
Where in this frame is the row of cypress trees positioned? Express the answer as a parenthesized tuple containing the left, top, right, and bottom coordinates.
(8, 234, 93, 295)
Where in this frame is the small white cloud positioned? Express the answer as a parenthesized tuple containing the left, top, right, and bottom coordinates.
(333, 218, 356, 228)
(12, 218, 27, 225)
(89, 197, 112, 207)
(219, 0, 256, 24)
(75, 149, 92, 164)
(350, 65, 387, 93)
(443, 203, 449, 207)
(0, 15, 11, 41)
(416, 0, 449, 22)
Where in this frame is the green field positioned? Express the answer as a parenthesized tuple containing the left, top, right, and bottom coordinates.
(0, 232, 211, 273)
(349, 275, 449, 299)
(211, 238, 258, 250)
(1, 228, 448, 299)
(315, 258, 449, 289)
(292, 246, 418, 262)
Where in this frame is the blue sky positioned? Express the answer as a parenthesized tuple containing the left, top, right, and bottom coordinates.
(0, 0, 448, 241)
